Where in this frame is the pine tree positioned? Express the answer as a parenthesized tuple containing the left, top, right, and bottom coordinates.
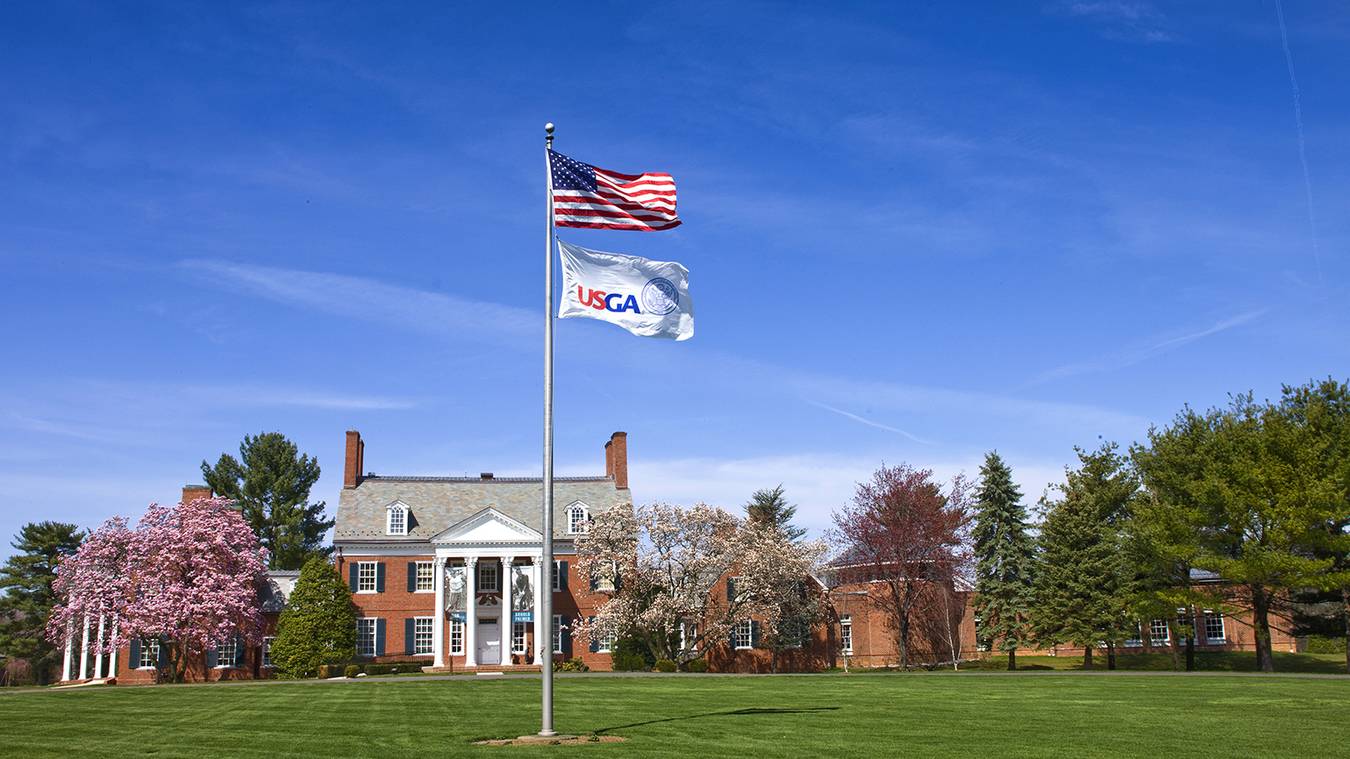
(0, 522, 84, 684)
(202, 432, 333, 570)
(1031, 443, 1138, 668)
(269, 557, 357, 678)
(745, 485, 807, 541)
(972, 451, 1036, 670)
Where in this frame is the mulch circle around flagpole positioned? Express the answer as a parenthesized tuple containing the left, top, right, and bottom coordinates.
(473, 735, 627, 747)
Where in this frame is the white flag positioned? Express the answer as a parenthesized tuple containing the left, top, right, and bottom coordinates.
(557, 239, 694, 341)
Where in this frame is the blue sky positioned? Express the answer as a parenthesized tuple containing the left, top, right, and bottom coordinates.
(2, 1, 1347, 558)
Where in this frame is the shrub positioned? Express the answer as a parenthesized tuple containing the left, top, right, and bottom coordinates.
(1305, 636, 1346, 654)
(319, 664, 347, 679)
(343, 664, 361, 678)
(3, 659, 35, 686)
(554, 657, 589, 672)
(684, 658, 708, 673)
(364, 663, 410, 676)
(270, 558, 358, 679)
(610, 636, 654, 672)
(654, 659, 677, 672)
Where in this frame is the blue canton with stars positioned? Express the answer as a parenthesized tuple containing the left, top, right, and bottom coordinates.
(549, 150, 597, 192)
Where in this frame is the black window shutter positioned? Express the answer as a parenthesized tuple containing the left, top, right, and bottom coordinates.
(589, 572, 598, 592)
(729, 627, 737, 648)
(407, 562, 417, 593)
(375, 618, 386, 656)
(405, 618, 415, 655)
(559, 561, 568, 592)
(129, 639, 141, 667)
(234, 635, 244, 668)
(588, 617, 598, 653)
(751, 621, 762, 649)
(614, 567, 622, 592)
(726, 577, 736, 603)
(157, 638, 168, 668)
(349, 562, 358, 590)
(206, 645, 218, 669)
(561, 621, 572, 657)
(376, 563, 386, 593)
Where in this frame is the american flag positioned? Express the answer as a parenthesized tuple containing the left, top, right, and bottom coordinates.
(549, 149, 680, 231)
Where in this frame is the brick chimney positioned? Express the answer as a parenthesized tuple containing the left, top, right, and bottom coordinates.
(607, 431, 628, 490)
(182, 485, 212, 504)
(344, 430, 364, 489)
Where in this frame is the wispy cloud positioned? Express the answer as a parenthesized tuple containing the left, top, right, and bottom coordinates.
(1028, 308, 1270, 387)
(1274, 0, 1325, 290)
(1052, 1, 1176, 43)
(178, 259, 535, 344)
(805, 399, 935, 445)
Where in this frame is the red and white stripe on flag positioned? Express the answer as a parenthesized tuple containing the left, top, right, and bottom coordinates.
(549, 149, 680, 231)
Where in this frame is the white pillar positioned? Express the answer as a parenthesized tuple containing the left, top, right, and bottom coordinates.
(109, 617, 119, 678)
(432, 557, 446, 668)
(62, 623, 74, 682)
(79, 614, 91, 680)
(93, 615, 107, 679)
(533, 554, 546, 664)
(464, 556, 478, 667)
(501, 556, 515, 662)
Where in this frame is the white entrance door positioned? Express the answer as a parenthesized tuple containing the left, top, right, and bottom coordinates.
(477, 618, 500, 664)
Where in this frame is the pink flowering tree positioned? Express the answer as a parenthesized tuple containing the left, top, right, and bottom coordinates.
(46, 497, 268, 682)
(574, 502, 826, 667)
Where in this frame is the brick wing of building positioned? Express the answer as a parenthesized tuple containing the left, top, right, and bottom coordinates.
(334, 430, 632, 672)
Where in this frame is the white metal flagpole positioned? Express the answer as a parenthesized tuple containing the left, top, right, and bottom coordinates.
(540, 121, 557, 738)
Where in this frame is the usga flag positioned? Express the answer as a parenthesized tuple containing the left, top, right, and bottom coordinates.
(557, 239, 694, 341)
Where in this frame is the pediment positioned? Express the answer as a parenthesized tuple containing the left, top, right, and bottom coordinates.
(431, 507, 541, 544)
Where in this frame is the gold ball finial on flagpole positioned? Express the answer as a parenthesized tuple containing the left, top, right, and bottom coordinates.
(545, 122, 554, 148)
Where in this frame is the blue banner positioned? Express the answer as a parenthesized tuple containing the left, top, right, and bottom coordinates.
(450, 612, 465, 622)
(512, 611, 533, 623)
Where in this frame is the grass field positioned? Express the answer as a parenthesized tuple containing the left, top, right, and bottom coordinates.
(958, 651, 1349, 674)
(3, 671, 1349, 758)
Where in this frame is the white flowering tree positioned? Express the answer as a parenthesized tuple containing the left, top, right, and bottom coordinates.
(573, 502, 827, 667)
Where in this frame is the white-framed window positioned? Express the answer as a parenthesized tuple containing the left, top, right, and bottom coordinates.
(596, 628, 616, 653)
(783, 619, 805, 649)
(215, 638, 237, 668)
(552, 559, 562, 592)
(733, 620, 753, 650)
(413, 617, 434, 655)
(553, 615, 564, 654)
(414, 561, 434, 592)
(729, 576, 745, 603)
(1149, 618, 1170, 647)
(387, 503, 408, 536)
(1204, 611, 1225, 642)
(449, 618, 465, 656)
(566, 503, 589, 535)
(357, 561, 378, 593)
(680, 621, 699, 653)
(840, 615, 853, 654)
(356, 618, 378, 657)
(138, 639, 159, 669)
(595, 560, 617, 593)
(262, 636, 274, 668)
(512, 621, 528, 654)
(1124, 623, 1143, 647)
(478, 561, 499, 592)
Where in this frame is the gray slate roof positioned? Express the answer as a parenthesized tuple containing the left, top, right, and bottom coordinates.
(334, 475, 630, 542)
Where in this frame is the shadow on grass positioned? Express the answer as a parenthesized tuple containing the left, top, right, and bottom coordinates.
(595, 706, 840, 734)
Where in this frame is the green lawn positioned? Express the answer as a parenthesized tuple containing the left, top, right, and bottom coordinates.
(959, 651, 1349, 674)
(3, 672, 1349, 758)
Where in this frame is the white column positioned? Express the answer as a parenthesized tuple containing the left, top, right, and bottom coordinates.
(109, 617, 119, 678)
(501, 556, 515, 662)
(432, 557, 446, 668)
(79, 614, 91, 680)
(93, 615, 107, 679)
(464, 556, 478, 667)
(533, 554, 546, 664)
(62, 622, 74, 682)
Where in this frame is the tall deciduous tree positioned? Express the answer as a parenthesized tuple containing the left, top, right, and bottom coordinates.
(972, 452, 1036, 670)
(1032, 443, 1138, 668)
(745, 485, 807, 542)
(574, 503, 826, 667)
(0, 522, 84, 683)
(831, 464, 972, 669)
(202, 432, 332, 570)
(269, 557, 357, 678)
(46, 498, 268, 682)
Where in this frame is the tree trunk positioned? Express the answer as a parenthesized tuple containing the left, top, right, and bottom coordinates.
(1008, 649, 1016, 671)
(1185, 633, 1195, 672)
(896, 615, 910, 669)
(1083, 645, 1093, 669)
(1342, 588, 1349, 675)
(1106, 641, 1116, 670)
(1251, 584, 1275, 673)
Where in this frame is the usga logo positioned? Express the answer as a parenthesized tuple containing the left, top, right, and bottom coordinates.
(576, 286, 643, 313)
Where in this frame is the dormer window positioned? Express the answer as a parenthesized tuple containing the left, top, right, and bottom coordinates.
(566, 503, 590, 535)
(386, 502, 408, 536)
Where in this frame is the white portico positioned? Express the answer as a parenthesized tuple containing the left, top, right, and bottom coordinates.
(429, 507, 555, 669)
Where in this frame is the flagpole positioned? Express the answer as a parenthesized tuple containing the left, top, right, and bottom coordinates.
(540, 121, 557, 738)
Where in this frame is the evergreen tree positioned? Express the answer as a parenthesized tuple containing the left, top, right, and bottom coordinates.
(745, 485, 807, 542)
(202, 432, 333, 570)
(0, 522, 84, 684)
(972, 451, 1036, 670)
(1032, 443, 1138, 668)
(269, 557, 357, 678)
